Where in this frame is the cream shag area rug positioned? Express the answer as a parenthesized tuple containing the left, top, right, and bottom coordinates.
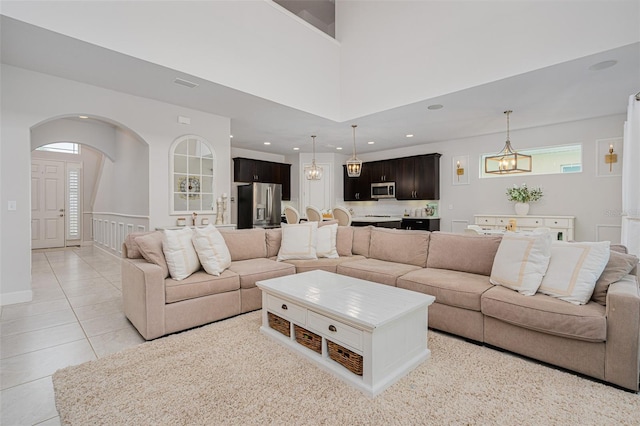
(53, 311, 639, 425)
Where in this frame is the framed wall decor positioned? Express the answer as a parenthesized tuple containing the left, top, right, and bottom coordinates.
(452, 155, 469, 185)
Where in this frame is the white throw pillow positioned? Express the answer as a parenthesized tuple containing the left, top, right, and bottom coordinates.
(538, 241, 610, 305)
(490, 232, 552, 295)
(192, 225, 232, 276)
(277, 222, 318, 261)
(316, 223, 339, 259)
(162, 227, 201, 280)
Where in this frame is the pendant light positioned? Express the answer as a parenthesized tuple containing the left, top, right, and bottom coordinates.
(485, 110, 532, 174)
(304, 135, 323, 180)
(346, 124, 363, 177)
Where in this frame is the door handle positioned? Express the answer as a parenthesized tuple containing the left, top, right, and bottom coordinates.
(59, 214, 64, 217)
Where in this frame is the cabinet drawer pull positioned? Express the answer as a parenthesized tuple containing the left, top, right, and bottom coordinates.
(281, 304, 288, 310)
(328, 325, 337, 332)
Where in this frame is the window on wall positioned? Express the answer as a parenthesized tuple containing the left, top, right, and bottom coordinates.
(36, 142, 80, 154)
(480, 144, 582, 178)
(67, 165, 81, 240)
(170, 135, 216, 214)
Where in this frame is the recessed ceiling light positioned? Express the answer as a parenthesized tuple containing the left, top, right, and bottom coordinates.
(293, 147, 300, 151)
(230, 135, 233, 138)
(336, 147, 343, 150)
(367, 141, 375, 145)
(78, 115, 89, 119)
(589, 60, 617, 71)
(427, 104, 443, 110)
(264, 142, 271, 145)
(174, 77, 199, 88)
(406, 134, 414, 138)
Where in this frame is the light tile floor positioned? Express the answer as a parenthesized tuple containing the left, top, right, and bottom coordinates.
(1, 246, 144, 426)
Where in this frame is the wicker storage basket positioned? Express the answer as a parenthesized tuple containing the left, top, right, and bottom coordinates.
(268, 312, 290, 337)
(294, 325, 322, 354)
(328, 340, 363, 376)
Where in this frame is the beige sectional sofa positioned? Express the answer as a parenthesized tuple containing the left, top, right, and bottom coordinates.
(121, 226, 640, 391)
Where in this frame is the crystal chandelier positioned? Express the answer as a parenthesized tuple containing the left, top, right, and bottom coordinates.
(346, 124, 362, 177)
(485, 110, 532, 174)
(304, 135, 323, 180)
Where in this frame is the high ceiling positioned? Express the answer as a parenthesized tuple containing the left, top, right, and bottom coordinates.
(1, 15, 639, 156)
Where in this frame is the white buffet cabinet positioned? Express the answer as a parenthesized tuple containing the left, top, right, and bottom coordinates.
(474, 214, 575, 241)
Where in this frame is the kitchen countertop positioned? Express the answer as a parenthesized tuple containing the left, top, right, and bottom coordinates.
(351, 216, 403, 223)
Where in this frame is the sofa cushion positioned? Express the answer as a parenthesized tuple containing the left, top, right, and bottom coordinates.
(490, 232, 552, 296)
(592, 250, 639, 305)
(369, 228, 430, 267)
(277, 222, 318, 261)
(336, 258, 421, 286)
(219, 228, 267, 261)
(135, 231, 169, 279)
(192, 225, 232, 276)
(228, 258, 295, 289)
(165, 270, 240, 304)
(317, 223, 339, 258)
(162, 227, 201, 281)
(282, 255, 365, 274)
(538, 241, 610, 305)
(481, 286, 607, 342)
(397, 268, 493, 311)
(427, 232, 502, 276)
(265, 228, 282, 258)
(336, 226, 353, 257)
(124, 231, 150, 259)
(352, 226, 373, 257)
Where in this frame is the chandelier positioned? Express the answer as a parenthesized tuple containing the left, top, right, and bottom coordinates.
(346, 124, 362, 177)
(304, 135, 323, 180)
(485, 110, 532, 174)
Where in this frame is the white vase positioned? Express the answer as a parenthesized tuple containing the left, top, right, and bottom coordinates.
(514, 202, 530, 216)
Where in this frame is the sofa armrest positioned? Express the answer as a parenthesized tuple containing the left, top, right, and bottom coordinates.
(121, 258, 167, 340)
(605, 274, 640, 391)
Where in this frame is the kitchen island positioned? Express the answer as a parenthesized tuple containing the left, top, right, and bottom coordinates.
(350, 216, 403, 228)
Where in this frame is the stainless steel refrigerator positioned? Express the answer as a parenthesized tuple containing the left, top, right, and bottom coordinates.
(237, 183, 282, 229)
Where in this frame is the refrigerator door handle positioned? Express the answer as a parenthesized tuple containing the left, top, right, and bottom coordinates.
(266, 186, 272, 219)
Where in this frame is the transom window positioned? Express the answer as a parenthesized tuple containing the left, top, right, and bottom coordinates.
(35, 142, 80, 155)
(480, 144, 582, 178)
(170, 135, 216, 214)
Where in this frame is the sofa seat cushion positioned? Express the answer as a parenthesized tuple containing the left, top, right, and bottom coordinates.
(481, 286, 607, 342)
(165, 270, 240, 304)
(397, 268, 493, 311)
(228, 258, 296, 289)
(282, 255, 365, 273)
(336, 258, 421, 286)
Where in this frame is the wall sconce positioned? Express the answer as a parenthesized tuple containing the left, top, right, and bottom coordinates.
(605, 144, 617, 172)
(456, 161, 465, 181)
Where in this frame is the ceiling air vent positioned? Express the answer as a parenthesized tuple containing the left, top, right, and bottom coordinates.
(173, 78, 199, 89)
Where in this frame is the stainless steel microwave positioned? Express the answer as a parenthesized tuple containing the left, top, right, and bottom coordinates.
(371, 182, 396, 199)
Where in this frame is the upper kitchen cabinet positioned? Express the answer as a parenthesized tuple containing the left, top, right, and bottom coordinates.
(343, 165, 372, 201)
(367, 159, 396, 183)
(233, 158, 291, 200)
(395, 154, 441, 200)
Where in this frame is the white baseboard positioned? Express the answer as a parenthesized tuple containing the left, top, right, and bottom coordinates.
(0, 290, 33, 306)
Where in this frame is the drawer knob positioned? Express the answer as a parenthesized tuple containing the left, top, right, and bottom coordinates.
(281, 304, 288, 310)
(328, 325, 337, 332)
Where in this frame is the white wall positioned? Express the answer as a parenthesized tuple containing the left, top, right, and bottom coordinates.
(337, 1, 640, 119)
(31, 117, 117, 159)
(346, 114, 625, 242)
(0, 64, 231, 305)
(2, 0, 341, 120)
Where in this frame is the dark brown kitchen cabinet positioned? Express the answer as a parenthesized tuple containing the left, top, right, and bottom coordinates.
(395, 154, 441, 200)
(343, 165, 372, 201)
(368, 159, 396, 183)
(233, 158, 291, 200)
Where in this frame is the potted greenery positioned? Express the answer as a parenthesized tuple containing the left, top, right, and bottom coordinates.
(506, 183, 543, 215)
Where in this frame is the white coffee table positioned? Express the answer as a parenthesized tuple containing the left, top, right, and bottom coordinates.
(257, 270, 435, 397)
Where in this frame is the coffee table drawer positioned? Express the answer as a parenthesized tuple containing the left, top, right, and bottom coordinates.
(266, 294, 306, 324)
(307, 311, 363, 352)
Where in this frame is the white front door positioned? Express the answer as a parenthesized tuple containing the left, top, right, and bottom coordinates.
(31, 159, 65, 249)
(302, 162, 333, 215)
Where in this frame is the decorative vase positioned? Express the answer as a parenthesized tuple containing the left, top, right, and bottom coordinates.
(514, 202, 530, 216)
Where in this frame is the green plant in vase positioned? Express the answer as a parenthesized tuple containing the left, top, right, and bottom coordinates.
(506, 183, 543, 215)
